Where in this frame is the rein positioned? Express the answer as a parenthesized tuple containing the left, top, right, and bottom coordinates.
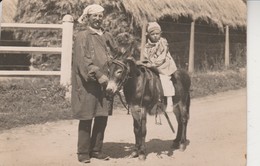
(116, 90, 130, 114)
(108, 59, 130, 113)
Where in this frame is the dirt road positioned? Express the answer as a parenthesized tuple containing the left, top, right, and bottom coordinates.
(0, 88, 246, 166)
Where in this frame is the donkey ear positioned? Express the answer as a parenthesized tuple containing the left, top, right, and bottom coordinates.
(124, 56, 135, 68)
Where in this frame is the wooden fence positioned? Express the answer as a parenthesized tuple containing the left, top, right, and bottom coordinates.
(0, 15, 74, 86)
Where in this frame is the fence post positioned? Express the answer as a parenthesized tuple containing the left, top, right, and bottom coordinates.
(0, 2, 2, 40)
(60, 14, 73, 86)
(225, 25, 230, 67)
(188, 21, 195, 73)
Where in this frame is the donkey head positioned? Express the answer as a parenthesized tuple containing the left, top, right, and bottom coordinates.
(106, 33, 140, 97)
(106, 58, 130, 97)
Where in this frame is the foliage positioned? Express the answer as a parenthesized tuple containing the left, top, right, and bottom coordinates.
(12, 0, 137, 71)
(190, 69, 246, 98)
(0, 78, 71, 130)
(14, 0, 136, 46)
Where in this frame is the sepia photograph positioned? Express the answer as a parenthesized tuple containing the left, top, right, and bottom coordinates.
(0, 0, 248, 165)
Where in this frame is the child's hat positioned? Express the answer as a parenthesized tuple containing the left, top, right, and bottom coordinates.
(147, 22, 161, 33)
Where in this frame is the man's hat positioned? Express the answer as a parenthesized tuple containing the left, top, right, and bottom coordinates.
(78, 4, 104, 23)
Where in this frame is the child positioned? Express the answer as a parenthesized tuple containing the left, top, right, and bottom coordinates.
(143, 22, 177, 113)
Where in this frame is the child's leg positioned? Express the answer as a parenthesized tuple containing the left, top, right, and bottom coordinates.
(159, 74, 175, 112)
(165, 96, 174, 113)
(159, 74, 175, 96)
(167, 96, 173, 106)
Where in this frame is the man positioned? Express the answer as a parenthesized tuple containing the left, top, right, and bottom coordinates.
(72, 4, 117, 163)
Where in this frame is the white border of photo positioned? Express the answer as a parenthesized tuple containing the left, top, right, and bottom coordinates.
(247, 1, 260, 166)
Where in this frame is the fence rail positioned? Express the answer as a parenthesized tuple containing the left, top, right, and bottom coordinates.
(0, 23, 62, 29)
(0, 15, 74, 86)
(0, 70, 61, 76)
(0, 46, 62, 54)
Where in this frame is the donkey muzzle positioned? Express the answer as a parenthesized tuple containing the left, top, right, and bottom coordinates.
(106, 80, 118, 97)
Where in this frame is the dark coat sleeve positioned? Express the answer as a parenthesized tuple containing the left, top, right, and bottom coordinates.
(73, 32, 104, 81)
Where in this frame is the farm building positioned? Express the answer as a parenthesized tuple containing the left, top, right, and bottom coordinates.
(1, 0, 246, 72)
(119, 0, 247, 71)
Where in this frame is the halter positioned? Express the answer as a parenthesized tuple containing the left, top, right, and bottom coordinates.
(109, 59, 130, 92)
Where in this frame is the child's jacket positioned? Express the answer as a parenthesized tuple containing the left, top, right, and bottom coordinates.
(144, 37, 177, 75)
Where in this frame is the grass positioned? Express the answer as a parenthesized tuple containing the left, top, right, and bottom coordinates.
(0, 77, 71, 130)
(0, 68, 246, 131)
(190, 68, 246, 98)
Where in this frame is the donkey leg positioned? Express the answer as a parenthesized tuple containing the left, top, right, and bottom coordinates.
(130, 113, 141, 158)
(130, 107, 147, 160)
(172, 105, 182, 149)
(179, 102, 190, 151)
(138, 109, 147, 160)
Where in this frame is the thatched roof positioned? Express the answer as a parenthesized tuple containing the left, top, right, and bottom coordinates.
(1, 0, 246, 29)
(121, 0, 246, 29)
(1, 0, 18, 23)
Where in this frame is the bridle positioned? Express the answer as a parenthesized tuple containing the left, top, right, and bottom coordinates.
(107, 59, 130, 113)
(108, 59, 130, 93)
(106, 44, 134, 113)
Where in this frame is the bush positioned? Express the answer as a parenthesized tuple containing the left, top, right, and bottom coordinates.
(190, 68, 246, 98)
(0, 77, 71, 130)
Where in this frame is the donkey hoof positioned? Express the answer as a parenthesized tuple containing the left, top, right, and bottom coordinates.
(129, 151, 139, 158)
(179, 144, 186, 152)
(171, 142, 180, 150)
(138, 154, 146, 161)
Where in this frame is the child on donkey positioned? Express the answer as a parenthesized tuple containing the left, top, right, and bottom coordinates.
(143, 22, 177, 113)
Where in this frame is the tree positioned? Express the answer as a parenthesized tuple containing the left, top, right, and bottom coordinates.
(13, 0, 140, 70)
(14, 0, 139, 46)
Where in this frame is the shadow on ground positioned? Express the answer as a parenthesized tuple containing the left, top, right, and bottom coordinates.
(103, 139, 190, 159)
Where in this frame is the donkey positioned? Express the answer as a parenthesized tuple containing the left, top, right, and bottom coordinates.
(105, 44, 191, 160)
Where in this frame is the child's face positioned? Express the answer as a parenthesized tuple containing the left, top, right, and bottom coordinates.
(148, 29, 161, 43)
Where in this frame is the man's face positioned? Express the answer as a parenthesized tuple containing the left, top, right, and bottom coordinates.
(88, 12, 104, 29)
